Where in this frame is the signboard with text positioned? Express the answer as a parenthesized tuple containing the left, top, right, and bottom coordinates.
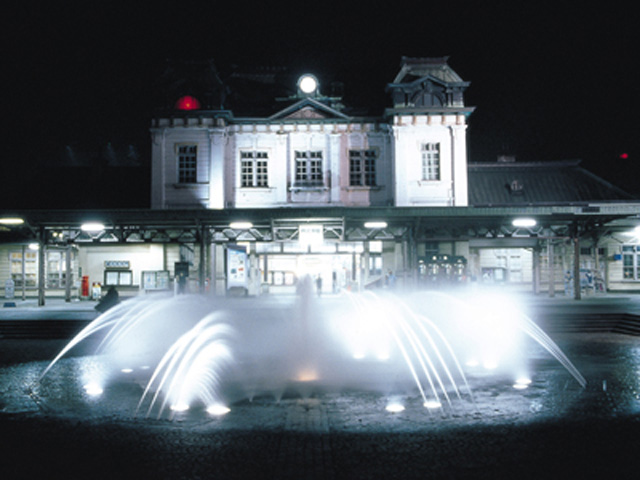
(226, 244, 248, 289)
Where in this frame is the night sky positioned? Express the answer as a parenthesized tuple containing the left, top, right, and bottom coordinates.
(5, 2, 639, 209)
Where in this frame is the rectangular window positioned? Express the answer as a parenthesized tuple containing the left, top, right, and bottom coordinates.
(10, 250, 37, 287)
(622, 245, 639, 280)
(421, 143, 440, 181)
(349, 150, 377, 186)
(240, 151, 269, 187)
(105, 270, 133, 286)
(295, 150, 323, 186)
(177, 145, 197, 183)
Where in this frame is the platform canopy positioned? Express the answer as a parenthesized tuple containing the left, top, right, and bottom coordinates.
(1, 204, 639, 246)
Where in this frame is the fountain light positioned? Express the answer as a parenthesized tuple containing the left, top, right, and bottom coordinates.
(385, 402, 405, 413)
(121, 368, 134, 374)
(296, 369, 319, 382)
(483, 359, 499, 370)
(423, 400, 442, 409)
(170, 403, 190, 412)
(376, 352, 390, 361)
(207, 404, 231, 416)
(83, 382, 104, 396)
(514, 377, 532, 389)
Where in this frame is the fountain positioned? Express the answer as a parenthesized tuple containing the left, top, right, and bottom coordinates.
(35, 282, 586, 419)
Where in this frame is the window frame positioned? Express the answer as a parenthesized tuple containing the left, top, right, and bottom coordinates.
(421, 143, 441, 181)
(349, 149, 377, 187)
(176, 144, 198, 184)
(9, 249, 37, 288)
(294, 150, 324, 187)
(240, 150, 269, 188)
(622, 245, 639, 281)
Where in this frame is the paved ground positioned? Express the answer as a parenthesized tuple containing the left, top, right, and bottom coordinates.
(1, 293, 640, 479)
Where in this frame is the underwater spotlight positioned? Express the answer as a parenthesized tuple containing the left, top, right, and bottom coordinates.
(170, 403, 190, 412)
(386, 403, 405, 413)
(207, 404, 231, 416)
(514, 377, 532, 389)
(83, 382, 104, 396)
(423, 400, 442, 409)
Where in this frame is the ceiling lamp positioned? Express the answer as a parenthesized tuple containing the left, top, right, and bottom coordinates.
(81, 222, 106, 232)
(0, 217, 24, 225)
(512, 218, 537, 228)
(364, 221, 388, 229)
(229, 222, 253, 230)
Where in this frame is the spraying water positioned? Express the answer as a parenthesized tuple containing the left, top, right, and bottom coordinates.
(38, 285, 586, 418)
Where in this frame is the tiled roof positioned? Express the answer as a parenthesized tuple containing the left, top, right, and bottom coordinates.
(468, 160, 634, 206)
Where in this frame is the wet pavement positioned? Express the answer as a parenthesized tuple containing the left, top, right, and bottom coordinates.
(1, 294, 640, 479)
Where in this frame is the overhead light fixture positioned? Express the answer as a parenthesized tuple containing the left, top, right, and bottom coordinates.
(81, 222, 106, 232)
(512, 218, 536, 228)
(364, 221, 388, 229)
(0, 217, 24, 225)
(229, 221, 253, 230)
(298, 74, 318, 94)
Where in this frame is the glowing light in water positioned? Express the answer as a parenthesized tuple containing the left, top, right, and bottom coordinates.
(83, 382, 103, 396)
(296, 369, 319, 382)
(386, 402, 405, 413)
(38, 287, 587, 422)
(514, 377, 532, 389)
(170, 403, 189, 412)
(207, 404, 231, 416)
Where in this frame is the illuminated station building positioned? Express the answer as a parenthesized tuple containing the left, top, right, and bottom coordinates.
(1, 57, 639, 302)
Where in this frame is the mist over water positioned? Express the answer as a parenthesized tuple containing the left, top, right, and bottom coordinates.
(38, 282, 586, 418)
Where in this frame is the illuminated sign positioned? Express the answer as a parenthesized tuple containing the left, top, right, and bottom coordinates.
(299, 224, 323, 247)
(104, 260, 130, 269)
(227, 244, 248, 289)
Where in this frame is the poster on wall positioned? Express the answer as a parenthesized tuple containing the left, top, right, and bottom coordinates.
(227, 244, 248, 289)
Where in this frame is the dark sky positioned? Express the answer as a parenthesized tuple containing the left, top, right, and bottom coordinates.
(5, 1, 639, 208)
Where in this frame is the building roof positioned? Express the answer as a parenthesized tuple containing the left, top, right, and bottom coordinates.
(468, 159, 635, 206)
(391, 57, 467, 85)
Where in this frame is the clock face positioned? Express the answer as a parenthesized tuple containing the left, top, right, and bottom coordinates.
(298, 75, 318, 94)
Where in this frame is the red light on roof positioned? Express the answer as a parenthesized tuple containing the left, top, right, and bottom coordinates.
(619, 153, 629, 159)
(175, 95, 201, 110)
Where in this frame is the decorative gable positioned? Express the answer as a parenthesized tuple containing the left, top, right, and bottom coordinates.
(268, 98, 350, 121)
(285, 106, 329, 119)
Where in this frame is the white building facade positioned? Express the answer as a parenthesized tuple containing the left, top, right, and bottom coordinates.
(151, 58, 473, 211)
